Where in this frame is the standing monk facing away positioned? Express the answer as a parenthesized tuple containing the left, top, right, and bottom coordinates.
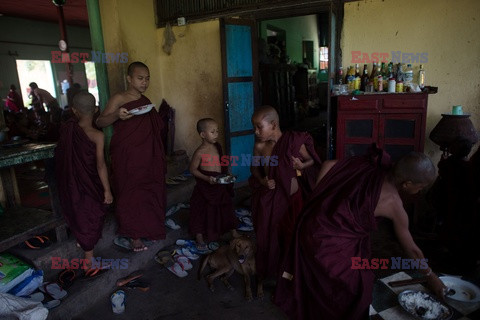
(249, 105, 321, 280)
(96, 61, 166, 252)
(275, 150, 446, 320)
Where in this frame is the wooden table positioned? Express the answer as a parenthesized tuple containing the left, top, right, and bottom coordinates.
(0, 142, 66, 252)
(371, 271, 480, 319)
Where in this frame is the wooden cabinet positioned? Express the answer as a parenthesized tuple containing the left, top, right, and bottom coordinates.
(335, 93, 428, 161)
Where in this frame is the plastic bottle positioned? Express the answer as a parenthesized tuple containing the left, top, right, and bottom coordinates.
(388, 78, 396, 93)
(404, 64, 413, 85)
(418, 64, 425, 89)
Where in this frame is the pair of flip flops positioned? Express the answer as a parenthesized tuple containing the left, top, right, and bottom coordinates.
(22, 292, 60, 310)
(39, 282, 68, 300)
(155, 251, 192, 278)
(116, 271, 150, 292)
(24, 236, 51, 249)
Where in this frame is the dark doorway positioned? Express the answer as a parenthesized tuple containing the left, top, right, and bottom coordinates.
(258, 14, 330, 160)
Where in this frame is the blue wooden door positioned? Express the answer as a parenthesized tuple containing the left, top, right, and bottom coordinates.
(220, 19, 258, 183)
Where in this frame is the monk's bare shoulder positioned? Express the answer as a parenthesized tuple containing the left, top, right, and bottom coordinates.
(108, 92, 131, 109)
(374, 180, 404, 219)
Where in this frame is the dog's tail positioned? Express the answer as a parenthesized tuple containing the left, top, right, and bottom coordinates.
(197, 254, 210, 280)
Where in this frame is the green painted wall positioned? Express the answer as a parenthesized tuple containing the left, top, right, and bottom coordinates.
(0, 16, 92, 106)
(259, 15, 319, 69)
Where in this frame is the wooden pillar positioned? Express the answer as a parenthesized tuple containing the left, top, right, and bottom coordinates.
(85, 0, 112, 152)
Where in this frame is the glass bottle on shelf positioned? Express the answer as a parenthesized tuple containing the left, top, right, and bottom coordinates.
(361, 64, 369, 91)
(418, 64, 426, 89)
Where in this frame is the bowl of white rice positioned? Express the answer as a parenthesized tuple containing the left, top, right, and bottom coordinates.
(398, 290, 452, 320)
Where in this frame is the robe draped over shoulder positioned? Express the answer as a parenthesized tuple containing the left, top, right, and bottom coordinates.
(55, 118, 106, 251)
(110, 95, 166, 240)
(275, 149, 390, 320)
(249, 131, 321, 278)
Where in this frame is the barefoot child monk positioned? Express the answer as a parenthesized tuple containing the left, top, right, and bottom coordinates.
(55, 91, 113, 272)
(96, 62, 166, 252)
(249, 105, 321, 280)
(189, 118, 239, 251)
(275, 150, 446, 320)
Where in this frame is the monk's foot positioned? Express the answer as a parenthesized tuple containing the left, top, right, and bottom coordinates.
(131, 239, 148, 252)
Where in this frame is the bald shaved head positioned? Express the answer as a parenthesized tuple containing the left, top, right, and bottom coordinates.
(73, 91, 96, 115)
(252, 105, 279, 124)
(393, 152, 436, 185)
(196, 118, 216, 134)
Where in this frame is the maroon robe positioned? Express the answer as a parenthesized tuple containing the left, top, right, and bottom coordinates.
(275, 150, 390, 320)
(189, 143, 236, 241)
(54, 118, 106, 251)
(249, 131, 321, 278)
(111, 95, 166, 240)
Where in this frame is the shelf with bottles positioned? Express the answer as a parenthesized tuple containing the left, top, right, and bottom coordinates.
(337, 62, 428, 95)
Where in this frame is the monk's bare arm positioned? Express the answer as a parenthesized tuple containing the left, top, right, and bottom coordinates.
(96, 94, 132, 128)
(383, 202, 446, 299)
(92, 130, 113, 204)
(292, 144, 314, 170)
(315, 160, 337, 186)
(189, 148, 216, 184)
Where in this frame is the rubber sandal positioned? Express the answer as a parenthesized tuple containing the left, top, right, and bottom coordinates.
(167, 262, 188, 278)
(174, 255, 192, 271)
(116, 271, 143, 287)
(208, 242, 220, 251)
(165, 219, 181, 230)
(235, 208, 251, 217)
(122, 279, 150, 292)
(111, 290, 126, 314)
(180, 248, 199, 260)
(80, 267, 109, 280)
(175, 239, 196, 247)
(154, 250, 174, 267)
(22, 292, 45, 302)
(43, 299, 61, 310)
(113, 236, 132, 251)
(39, 282, 67, 300)
(57, 269, 76, 289)
(24, 236, 51, 249)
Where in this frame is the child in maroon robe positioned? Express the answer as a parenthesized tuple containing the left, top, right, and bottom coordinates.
(249, 105, 321, 280)
(189, 118, 238, 251)
(275, 150, 446, 320)
(96, 62, 166, 252)
(55, 91, 113, 268)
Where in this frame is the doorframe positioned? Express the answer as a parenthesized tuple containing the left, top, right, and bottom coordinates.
(220, 18, 260, 156)
(226, 1, 343, 160)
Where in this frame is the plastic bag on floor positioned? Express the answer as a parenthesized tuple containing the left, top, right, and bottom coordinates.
(0, 254, 34, 293)
(0, 293, 48, 320)
(8, 269, 43, 297)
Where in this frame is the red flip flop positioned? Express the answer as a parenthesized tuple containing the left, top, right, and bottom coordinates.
(24, 236, 51, 249)
(58, 269, 76, 289)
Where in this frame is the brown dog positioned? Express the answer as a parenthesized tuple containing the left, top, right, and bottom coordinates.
(198, 236, 263, 301)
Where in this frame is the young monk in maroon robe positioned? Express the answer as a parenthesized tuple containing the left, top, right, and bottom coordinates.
(55, 91, 113, 268)
(275, 150, 446, 320)
(189, 118, 239, 251)
(249, 105, 321, 280)
(96, 62, 166, 252)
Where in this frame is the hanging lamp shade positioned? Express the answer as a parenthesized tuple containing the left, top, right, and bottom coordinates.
(429, 114, 478, 151)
